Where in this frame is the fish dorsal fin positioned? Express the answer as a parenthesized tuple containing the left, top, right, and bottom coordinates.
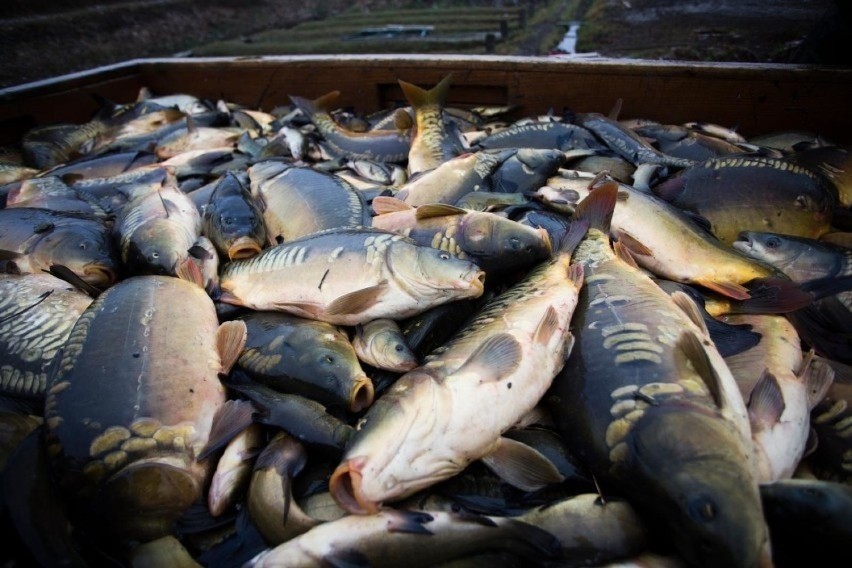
(416, 203, 467, 219)
(799, 354, 835, 410)
(608, 98, 624, 121)
(137, 86, 153, 102)
(45, 265, 101, 298)
(481, 436, 565, 492)
(372, 195, 413, 215)
(737, 277, 812, 313)
(574, 180, 618, 233)
(747, 370, 785, 431)
(312, 91, 341, 113)
(326, 283, 389, 317)
(451, 333, 522, 383)
(385, 510, 434, 535)
(568, 262, 584, 289)
(678, 330, 723, 408)
(671, 290, 710, 336)
(613, 240, 640, 268)
(217, 320, 247, 376)
(613, 230, 653, 257)
(197, 399, 256, 461)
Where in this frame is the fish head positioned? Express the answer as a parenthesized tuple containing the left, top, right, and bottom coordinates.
(30, 225, 118, 287)
(330, 370, 459, 514)
(294, 331, 374, 412)
(626, 407, 770, 568)
(90, 455, 203, 542)
(460, 214, 553, 270)
(123, 224, 188, 276)
(388, 243, 485, 300)
(360, 325, 419, 373)
(209, 209, 266, 260)
(732, 231, 816, 276)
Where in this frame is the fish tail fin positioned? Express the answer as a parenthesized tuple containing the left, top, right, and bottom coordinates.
(398, 73, 453, 109)
(573, 180, 618, 233)
(734, 277, 813, 314)
(289, 90, 340, 116)
(556, 219, 589, 254)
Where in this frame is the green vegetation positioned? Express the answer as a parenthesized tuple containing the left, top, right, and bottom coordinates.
(192, 0, 582, 57)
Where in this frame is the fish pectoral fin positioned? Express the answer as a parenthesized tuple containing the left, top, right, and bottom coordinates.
(613, 240, 641, 268)
(372, 195, 413, 215)
(481, 436, 565, 492)
(671, 290, 710, 336)
(677, 330, 723, 409)
(802, 274, 852, 301)
(533, 305, 560, 346)
(197, 399, 256, 462)
(803, 426, 819, 458)
(738, 277, 813, 314)
(694, 278, 751, 301)
(799, 355, 835, 410)
(326, 283, 389, 317)
(747, 370, 785, 431)
(415, 203, 467, 219)
(613, 230, 653, 257)
(176, 257, 205, 288)
(451, 333, 521, 383)
(217, 291, 245, 307)
(385, 510, 435, 535)
(217, 320, 248, 375)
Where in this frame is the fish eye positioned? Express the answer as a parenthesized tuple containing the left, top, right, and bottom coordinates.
(394, 344, 404, 352)
(439, 252, 450, 260)
(794, 195, 809, 209)
(151, 251, 159, 259)
(688, 496, 717, 522)
(323, 355, 335, 365)
(509, 237, 522, 250)
(765, 236, 782, 249)
(79, 243, 87, 250)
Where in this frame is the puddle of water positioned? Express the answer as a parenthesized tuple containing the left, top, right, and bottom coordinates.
(555, 20, 581, 54)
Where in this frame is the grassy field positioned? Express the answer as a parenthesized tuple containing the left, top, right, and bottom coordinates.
(192, 1, 582, 57)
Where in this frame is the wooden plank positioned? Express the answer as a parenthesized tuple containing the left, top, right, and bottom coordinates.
(0, 60, 145, 145)
(1, 55, 850, 144)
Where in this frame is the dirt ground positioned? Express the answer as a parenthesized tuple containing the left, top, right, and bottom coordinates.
(576, 0, 839, 63)
(0, 0, 844, 90)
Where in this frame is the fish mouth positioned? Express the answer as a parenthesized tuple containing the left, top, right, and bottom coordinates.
(461, 269, 486, 295)
(227, 237, 263, 260)
(731, 232, 754, 254)
(349, 376, 375, 413)
(329, 457, 380, 515)
(83, 264, 117, 287)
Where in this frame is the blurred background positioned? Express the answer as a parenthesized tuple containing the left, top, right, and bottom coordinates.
(1, 0, 846, 89)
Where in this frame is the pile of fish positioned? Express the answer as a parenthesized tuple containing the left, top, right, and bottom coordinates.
(1, 73, 851, 568)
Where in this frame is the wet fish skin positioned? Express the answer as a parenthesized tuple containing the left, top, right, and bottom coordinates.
(224, 372, 355, 454)
(760, 478, 852, 568)
(245, 509, 562, 568)
(539, 173, 798, 305)
(474, 121, 603, 152)
(237, 311, 374, 412)
(207, 423, 264, 518)
(723, 314, 833, 482)
(329, 224, 583, 513)
(219, 228, 485, 326)
(653, 156, 837, 244)
(352, 318, 419, 373)
(116, 182, 202, 276)
(574, 113, 696, 168)
(0, 207, 118, 288)
(289, 91, 410, 163)
(547, 184, 769, 568)
(733, 231, 851, 285)
(371, 198, 553, 274)
(399, 74, 464, 175)
(43, 275, 243, 543)
(0, 273, 93, 401)
(248, 162, 368, 244)
(202, 172, 266, 260)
